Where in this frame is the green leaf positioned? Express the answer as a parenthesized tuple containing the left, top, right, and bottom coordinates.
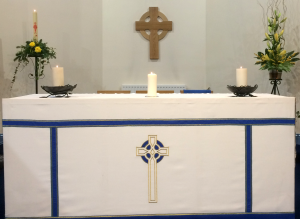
(286, 51, 294, 57)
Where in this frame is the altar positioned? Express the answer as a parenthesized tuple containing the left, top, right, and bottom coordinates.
(2, 94, 295, 219)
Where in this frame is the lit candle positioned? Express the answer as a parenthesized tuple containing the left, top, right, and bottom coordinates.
(33, 10, 38, 41)
(52, 65, 64, 86)
(236, 66, 247, 86)
(147, 72, 157, 96)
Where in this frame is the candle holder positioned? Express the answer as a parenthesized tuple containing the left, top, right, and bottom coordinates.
(40, 84, 77, 98)
(227, 85, 258, 97)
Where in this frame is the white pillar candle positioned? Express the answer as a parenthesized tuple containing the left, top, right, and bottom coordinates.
(33, 10, 38, 42)
(147, 72, 157, 96)
(236, 66, 247, 86)
(52, 66, 64, 86)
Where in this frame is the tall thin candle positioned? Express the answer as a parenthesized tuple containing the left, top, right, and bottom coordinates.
(33, 10, 38, 41)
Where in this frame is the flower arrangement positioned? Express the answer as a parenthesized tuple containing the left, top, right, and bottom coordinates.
(11, 39, 56, 89)
(254, 10, 299, 72)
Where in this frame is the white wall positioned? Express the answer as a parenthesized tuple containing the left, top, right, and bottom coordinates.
(206, 0, 267, 93)
(0, 0, 103, 132)
(102, 0, 206, 90)
(206, 0, 300, 132)
(206, 0, 300, 95)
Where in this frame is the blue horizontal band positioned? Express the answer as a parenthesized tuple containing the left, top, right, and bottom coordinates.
(183, 90, 211, 93)
(2, 118, 295, 128)
(5, 213, 295, 219)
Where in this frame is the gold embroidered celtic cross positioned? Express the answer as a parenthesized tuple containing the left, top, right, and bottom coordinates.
(136, 135, 169, 203)
(135, 7, 172, 59)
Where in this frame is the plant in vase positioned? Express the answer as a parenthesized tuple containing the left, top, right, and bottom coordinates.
(254, 10, 299, 79)
(11, 39, 56, 90)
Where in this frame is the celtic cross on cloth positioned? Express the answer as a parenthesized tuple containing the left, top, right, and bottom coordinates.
(136, 135, 169, 203)
(135, 7, 172, 59)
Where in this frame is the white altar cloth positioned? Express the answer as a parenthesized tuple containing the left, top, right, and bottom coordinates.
(2, 94, 295, 219)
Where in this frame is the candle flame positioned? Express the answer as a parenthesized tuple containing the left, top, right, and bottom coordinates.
(56, 65, 58, 68)
(240, 66, 243, 68)
(34, 10, 36, 12)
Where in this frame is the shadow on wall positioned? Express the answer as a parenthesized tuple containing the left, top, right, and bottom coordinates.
(284, 7, 300, 133)
(0, 39, 13, 133)
(285, 26, 300, 98)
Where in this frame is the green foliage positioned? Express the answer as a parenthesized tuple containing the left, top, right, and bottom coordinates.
(254, 12, 299, 72)
(11, 39, 56, 89)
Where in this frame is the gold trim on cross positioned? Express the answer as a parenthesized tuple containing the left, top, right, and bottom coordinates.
(136, 135, 169, 203)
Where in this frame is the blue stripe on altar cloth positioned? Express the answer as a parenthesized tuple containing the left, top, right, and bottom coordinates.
(50, 128, 59, 217)
(2, 118, 295, 127)
(245, 125, 252, 212)
(4, 212, 295, 219)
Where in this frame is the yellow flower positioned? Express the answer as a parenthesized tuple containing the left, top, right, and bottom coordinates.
(276, 44, 281, 51)
(35, 46, 42, 53)
(29, 42, 35, 47)
(279, 50, 286, 56)
(274, 33, 279, 42)
(264, 54, 270, 60)
(279, 30, 284, 37)
(273, 18, 276, 25)
(265, 33, 271, 40)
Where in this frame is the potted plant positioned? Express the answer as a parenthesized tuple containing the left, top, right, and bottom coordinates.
(11, 39, 56, 92)
(254, 10, 299, 79)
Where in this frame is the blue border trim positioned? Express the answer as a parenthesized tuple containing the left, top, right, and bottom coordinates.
(4, 213, 295, 219)
(245, 125, 252, 213)
(50, 128, 59, 217)
(2, 118, 295, 128)
(183, 90, 211, 93)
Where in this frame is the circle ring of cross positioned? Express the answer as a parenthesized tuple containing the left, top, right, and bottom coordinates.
(139, 11, 169, 41)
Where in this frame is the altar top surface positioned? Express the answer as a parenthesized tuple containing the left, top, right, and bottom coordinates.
(6, 93, 295, 100)
(3, 93, 295, 120)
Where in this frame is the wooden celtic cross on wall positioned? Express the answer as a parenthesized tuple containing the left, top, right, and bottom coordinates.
(135, 7, 172, 59)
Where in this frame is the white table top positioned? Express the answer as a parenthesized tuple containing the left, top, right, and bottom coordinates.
(8, 93, 293, 100)
(3, 93, 295, 120)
